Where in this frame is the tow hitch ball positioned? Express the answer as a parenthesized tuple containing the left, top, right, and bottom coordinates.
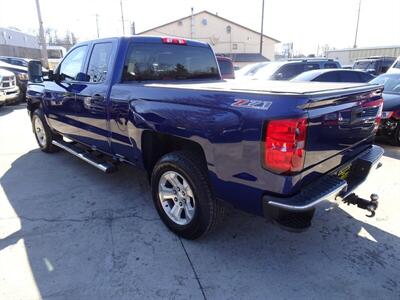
(341, 193, 379, 217)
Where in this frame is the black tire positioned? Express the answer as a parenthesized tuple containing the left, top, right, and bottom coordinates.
(151, 151, 223, 239)
(394, 122, 400, 146)
(31, 109, 60, 153)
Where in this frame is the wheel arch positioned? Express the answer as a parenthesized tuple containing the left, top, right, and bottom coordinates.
(141, 131, 209, 175)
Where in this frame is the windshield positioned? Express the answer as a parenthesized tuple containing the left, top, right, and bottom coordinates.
(371, 75, 400, 94)
(235, 62, 269, 77)
(252, 62, 285, 79)
(353, 60, 376, 70)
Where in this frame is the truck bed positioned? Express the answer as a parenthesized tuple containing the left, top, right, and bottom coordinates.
(146, 79, 378, 95)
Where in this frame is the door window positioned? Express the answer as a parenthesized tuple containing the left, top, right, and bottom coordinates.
(87, 43, 113, 83)
(58, 46, 87, 81)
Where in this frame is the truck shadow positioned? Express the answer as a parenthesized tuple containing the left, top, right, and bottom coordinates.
(375, 138, 400, 160)
(0, 149, 399, 299)
(0, 103, 27, 117)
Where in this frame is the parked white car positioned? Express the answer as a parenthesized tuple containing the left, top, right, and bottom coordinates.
(0, 68, 20, 106)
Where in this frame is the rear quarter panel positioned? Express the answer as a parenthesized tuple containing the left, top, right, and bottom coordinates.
(109, 83, 310, 215)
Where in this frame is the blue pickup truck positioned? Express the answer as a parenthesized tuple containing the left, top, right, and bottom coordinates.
(27, 36, 384, 239)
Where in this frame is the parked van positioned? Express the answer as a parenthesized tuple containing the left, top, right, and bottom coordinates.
(47, 46, 67, 70)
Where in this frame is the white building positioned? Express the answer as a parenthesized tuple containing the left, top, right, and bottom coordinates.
(0, 27, 41, 58)
(326, 46, 400, 66)
(138, 11, 280, 67)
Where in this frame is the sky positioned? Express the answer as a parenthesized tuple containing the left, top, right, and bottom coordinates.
(0, 0, 399, 55)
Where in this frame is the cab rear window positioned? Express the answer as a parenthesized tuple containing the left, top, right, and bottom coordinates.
(123, 43, 220, 81)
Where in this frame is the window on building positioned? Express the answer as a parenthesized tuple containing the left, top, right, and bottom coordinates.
(232, 43, 238, 50)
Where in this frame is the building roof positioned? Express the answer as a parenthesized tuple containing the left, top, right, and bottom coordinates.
(217, 53, 269, 63)
(138, 10, 280, 43)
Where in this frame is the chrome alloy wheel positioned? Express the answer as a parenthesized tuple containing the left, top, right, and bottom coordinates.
(34, 117, 47, 147)
(158, 171, 196, 225)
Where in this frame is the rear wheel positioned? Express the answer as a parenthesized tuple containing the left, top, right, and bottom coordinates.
(151, 151, 222, 239)
(31, 109, 59, 153)
(393, 121, 400, 146)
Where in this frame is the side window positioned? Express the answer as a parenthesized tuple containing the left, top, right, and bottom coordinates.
(324, 62, 339, 69)
(274, 63, 305, 80)
(315, 72, 339, 82)
(305, 63, 320, 71)
(338, 71, 362, 82)
(360, 72, 374, 82)
(87, 43, 113, 83)
(59, 46, 87, 81)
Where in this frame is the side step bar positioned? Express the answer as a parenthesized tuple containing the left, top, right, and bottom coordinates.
(52, 140, 116, 173)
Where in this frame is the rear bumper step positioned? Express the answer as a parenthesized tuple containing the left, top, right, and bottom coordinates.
(52, 140, 117, 173)
(263, 145, 383, 230)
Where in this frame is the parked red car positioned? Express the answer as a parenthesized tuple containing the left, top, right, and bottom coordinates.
(217, 56, 235, 79)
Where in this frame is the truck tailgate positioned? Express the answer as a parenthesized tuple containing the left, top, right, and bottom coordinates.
(303, 85, 383, 171)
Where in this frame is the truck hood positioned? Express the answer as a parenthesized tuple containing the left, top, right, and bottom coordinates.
(0, 68, 15, 77)
(146, 79, 379, 95)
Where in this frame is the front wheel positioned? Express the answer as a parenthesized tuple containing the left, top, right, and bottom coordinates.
(31, 109, 59, 153)
(151, 151, 222, 239)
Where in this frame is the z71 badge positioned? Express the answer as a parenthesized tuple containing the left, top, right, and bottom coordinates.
(231, 99, 272, 111)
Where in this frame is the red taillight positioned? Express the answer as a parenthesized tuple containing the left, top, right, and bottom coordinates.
(393, 110, 400, 120)
(264, 118, 308, 174)
(161, 37, 187, 45)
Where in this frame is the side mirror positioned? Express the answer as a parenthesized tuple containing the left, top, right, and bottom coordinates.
(28, 60, 43, 83)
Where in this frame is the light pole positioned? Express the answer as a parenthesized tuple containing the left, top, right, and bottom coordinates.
(353, 0, 361, 48)
(259, 0, 265, 54)
(120, 0, 125, 35)
(95, 14, 100, 38)
(34, 0, 48, 68)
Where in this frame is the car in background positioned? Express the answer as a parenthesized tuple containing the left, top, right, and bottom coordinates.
(292, 69, 374, 83)
(252, 58, 341, 81)
(234, 62, 269, 78)
(0, 56, 30, 67)
(216, 56, 235, 79)
(387, 56, 400, 74)
(47, 45, 67, 70)
(0, 68, 20, 106)
(353, 56, 396, 76)
(370, 73, 400, 145)
(0, 61, 28, 99)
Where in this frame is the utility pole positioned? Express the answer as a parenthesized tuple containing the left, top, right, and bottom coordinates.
(353, 0, 361, 48)
(131, 21, 136, 35)
(120, 0, 125, 35)
(95, 14, 100, 38)
(34, 0, 48, 68)
(259, 0, 265, 54)
(190, 7, 194, 39)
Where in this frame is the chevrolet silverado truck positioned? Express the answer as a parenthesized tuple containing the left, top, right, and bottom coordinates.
(26, 36, 384, 239)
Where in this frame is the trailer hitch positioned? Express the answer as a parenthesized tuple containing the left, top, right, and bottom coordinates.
(341, 193, 379, 217)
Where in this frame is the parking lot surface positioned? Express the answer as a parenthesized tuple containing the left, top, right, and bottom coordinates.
(1, 104, 400, 300)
